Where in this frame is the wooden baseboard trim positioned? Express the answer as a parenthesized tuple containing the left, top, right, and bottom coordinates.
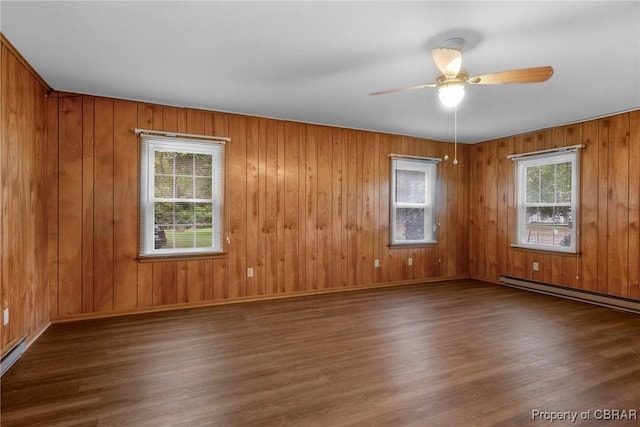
(51, 275, 471, 323)
(499, 276, 640, 315)
(470, 275, 501, 285)
(26, 322, 51, 349)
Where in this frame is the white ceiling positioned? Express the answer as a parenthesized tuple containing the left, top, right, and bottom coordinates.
(2, 1, 639, 143)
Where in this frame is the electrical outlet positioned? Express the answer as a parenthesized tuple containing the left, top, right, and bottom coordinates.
(247, 267, 254, 278)
(374, 259, 380, 268)
(408, 257, 413, 266)
(533, 262, 539, 271)
(3, 308, 8, 326)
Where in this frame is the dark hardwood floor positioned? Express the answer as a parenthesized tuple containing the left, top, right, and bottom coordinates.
(1, 279, 639, 426)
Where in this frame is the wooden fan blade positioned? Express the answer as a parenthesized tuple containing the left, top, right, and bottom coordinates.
(432, 47, 462, 78)
(467, 66, 553, 84)
(369, 83, 436, 96)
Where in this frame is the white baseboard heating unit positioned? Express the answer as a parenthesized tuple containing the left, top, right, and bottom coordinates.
(1, 336, 26, 376)
(500, 276, 640, 315)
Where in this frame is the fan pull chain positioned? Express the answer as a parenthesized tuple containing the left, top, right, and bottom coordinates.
(443, 114, 450, 160)
(453, 107, 458, 165)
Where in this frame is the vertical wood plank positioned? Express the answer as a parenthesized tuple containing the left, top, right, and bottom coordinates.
(93, 97, 115, 312)
(361, 132, 375, 285)
(186, 260, 205, 302)
(496, 138, 509, 278)
(512, 250, 526, 278)
(485, 140, 498, 281)
(629, 111, 640, 299)
(442, 140, 455, 277)
(152, 259, 163, 305)
(316, 126, 332, 289)
(229, 115, 247, 298)
(80, 97, 94, 314)
(332, 127, 344, 288)
(57, 95, 83, 316)
(162, 261, 177, 305)
(264, 119, 279, 294)
(346, 130, 358, 286)
(46, 96, 60, 318)
(276, 121, 286, 293)
(377, 134, 390, 283)
(550, 255, 563, 284)
(457, 144, 470, 276)
(204, 258, 214, 300)
(607, 114, 629, 297)
(475, 143, 486, 279)
(257, 118, 268, 295)
(562, 256, 578, 288)
(284, 122, 299, 292)
(305, 125, 318, 290)
(597, 119, 610, 294)
(113, 100, 138, 310)
(245, 116, 259, 296)
(468, 142, 478, 277)
(581, 120, 599, 292)
(355, 131, 364, 285)
(297, 124, 307, 291)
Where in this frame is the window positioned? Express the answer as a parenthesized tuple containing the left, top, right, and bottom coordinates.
(514, 150, 579, 253)
(139, 135, 225, 257)
(390, 157, 438, 245)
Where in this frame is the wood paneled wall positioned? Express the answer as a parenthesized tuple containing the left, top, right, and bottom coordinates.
(469, 110, 640, 300)
(47, 93, 469, 319)
(1, 36, 50, 349)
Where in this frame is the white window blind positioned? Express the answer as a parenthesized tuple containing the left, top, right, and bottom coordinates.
(390, 157, 438, 245)
(139, 135, 225, 257)
(512, 148, 580, 253)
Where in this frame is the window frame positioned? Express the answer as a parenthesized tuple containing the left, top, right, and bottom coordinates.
(390, 157, 438, 246)
(139, 135, 225, 258)
(514, 150, 579, 254)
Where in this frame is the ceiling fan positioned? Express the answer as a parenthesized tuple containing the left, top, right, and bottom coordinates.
(370, 38, 554, 108)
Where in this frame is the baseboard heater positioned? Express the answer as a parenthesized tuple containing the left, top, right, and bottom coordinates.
(1, 336, 26, 376)
(500, 276, 640, 315)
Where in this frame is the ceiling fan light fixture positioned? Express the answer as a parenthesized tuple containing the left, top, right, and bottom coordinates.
(445, 56, 462, 75)
(438, 81, 465, 108)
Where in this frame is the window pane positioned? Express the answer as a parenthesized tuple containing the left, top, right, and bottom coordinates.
(194, 153, 212, 176)
(395, 208, 425, 241)
(155, 151, 174, 175)
(195, 202, 212, 225)
(525, 166, 540, 203)
(396, 170, 426, 204)
(525, 206, 554, 245)
(556, 161, 572, 203)
(540, 164, 555, 203)
(175, 176, 193, 198)
(172, 227, 195, 249)
(154, 202, 174, 226)
(175, 202, 195, 225)
(554, 206, 572, 246)
(174, 153, 194, 175)
(525, 206, 572, 247)
(195, 178, 212, 199)
(155, 175, 173, 198)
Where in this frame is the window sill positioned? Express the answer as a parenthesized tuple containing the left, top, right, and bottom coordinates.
(510, 245, 580, 256)
(138, 252, 227, 263)
(388, 242, 437, 249)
